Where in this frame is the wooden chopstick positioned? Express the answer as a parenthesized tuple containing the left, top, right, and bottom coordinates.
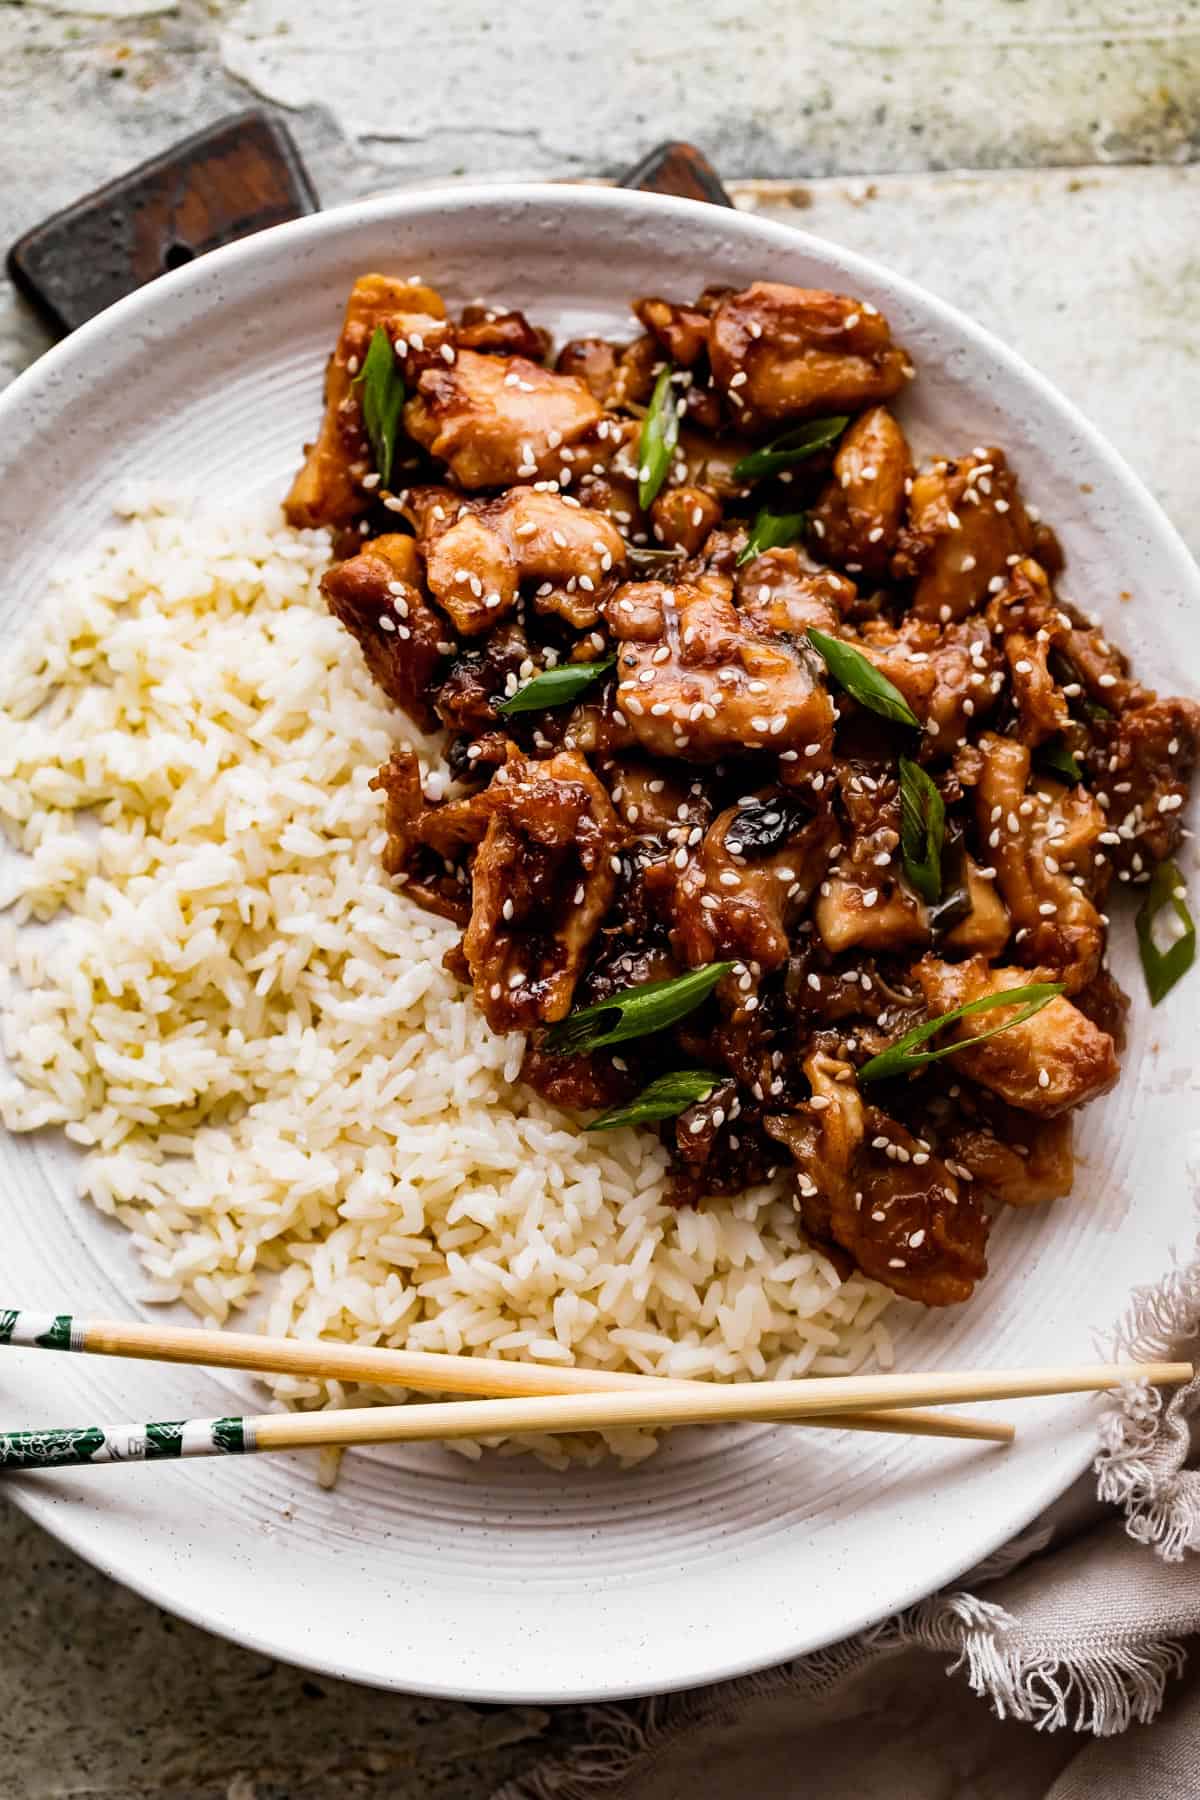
(0, 1359, 1190, 1473)
(0, 1308, 1010, 1445)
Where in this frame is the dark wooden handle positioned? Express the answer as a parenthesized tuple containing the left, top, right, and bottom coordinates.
(8, 126, 729, 340)
(6, 109, 318, 337)
(617, 142, 734, 208)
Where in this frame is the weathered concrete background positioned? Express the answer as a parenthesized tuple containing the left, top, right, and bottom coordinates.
(1, 3, 1198, 1795)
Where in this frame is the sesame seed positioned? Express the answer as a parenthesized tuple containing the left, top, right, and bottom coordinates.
(1037, 1068, 1051, 1089)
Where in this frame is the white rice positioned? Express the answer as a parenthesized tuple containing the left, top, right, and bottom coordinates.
(0, 495, 893, 1466)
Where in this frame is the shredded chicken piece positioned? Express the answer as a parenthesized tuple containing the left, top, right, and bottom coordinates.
(914, 956, 1119, 1117)
(370, 749, 477, 924)
(814, 766, 929, 954)
(893, 448, 1034, 622)
(809, 406, 912, 576)
(285, 274, 445, 528)
(320, 534, 448, 731)
(936, 1092, 1074, 1208)
(708, 284, 910, 428)
(974, 732, 1106, 991)
(672, 793, 839, 979)
(462, 750, 622, 1030)
(766, 1054, 990, 1306)
(405, 350, 605, 488)
(605, 573, 835, 763)
(1094, 695, 1200, 876)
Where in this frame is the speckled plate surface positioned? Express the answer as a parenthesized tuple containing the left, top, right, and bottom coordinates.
(0, 185, 1196, 1702)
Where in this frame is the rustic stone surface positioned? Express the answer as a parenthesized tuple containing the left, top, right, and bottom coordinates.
(1, 4, 1197, 1795)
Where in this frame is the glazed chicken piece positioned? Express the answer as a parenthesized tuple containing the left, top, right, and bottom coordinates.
(320, 534, 449, 732)
(604, 573, 836, 763)
(405, 350, 605, 488)
(932, 1089, 1075, 1209)
(462, 750, 622, 1031)
(986, 560, 1072, 746)
(651, 486, 723, 554)
(433, 623, 532, 739)
(405, 484, 626, 634)
(1093, 695, 1200, 877)
(893, 448, 1034, 622)
(371, 749, 477, 924)
(708, 284, 910, 429)
(809, 406, 912, 578)
(974, 732, 1106, 991)
(455, 306, 548, 360)
(914, 956, 1119, 1118)
(856, 613, 1002, 744)
(736, 547, 855, 643)
(940, 857, 1012, 958)
(634, 295, 711, 368)
(285, 274, 446, 529)
(814, 765, 930, 955)
(671, 792, 840, 980)
(765, 1053, 991, 1306)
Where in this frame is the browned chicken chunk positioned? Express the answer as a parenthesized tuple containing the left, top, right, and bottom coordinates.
(462, 750, 622, 1031)
(766, 1053, 991, 1306)
(405, 351, 605, 488)
(708, 284, 911, 429)
(914, 956, 1119, 1117)
(893, 447, 1034, 622)
(321, 534, 448, 730)
(605, 573, 836, 763)
(286, 275, 446, 529)
(974, 732, 1106, 991)
(809, 406, 912, 578)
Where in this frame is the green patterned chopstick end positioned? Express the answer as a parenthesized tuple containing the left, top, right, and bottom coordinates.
(0, 1417, 253, 1472)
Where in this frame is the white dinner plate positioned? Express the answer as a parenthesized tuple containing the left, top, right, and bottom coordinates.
(0, 184, 1196, 1702)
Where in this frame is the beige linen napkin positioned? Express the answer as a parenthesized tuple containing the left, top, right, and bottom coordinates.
(496, 1234, 1200, 1800)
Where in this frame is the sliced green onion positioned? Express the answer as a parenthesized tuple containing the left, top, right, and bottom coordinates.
(898, 755, 945, 905)
(807, 628, 921, 731)
(1136, 860, 1196, 1007)
(859, 981, 1065, 1081)
(637, 367, 680, 511)
(544, 963, 734, 1056)
(732, 416, 848, 483)
(627, 544, 686, 571)
(496, 656, 615, 717)
(353, 325, 405, 489)
(1037, 741, 1083, 783)
(585, 1069, 721, 1132)
(736, 508, 808, 567)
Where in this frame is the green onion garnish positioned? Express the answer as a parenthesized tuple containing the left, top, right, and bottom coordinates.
(353, 325, 405, 490)
(807, 628, 921, 731)
(585, 1069, 721, 1132)
(736, 508, 808, 567)
(732, 416, 848, 483)
(898, 755, 945, 905)
(859, 981, 1065, 1081)
(637, 367, 680, 511)
(495, 656, 615, 717)
(1037, 741, 1083, 784)
(1136, 860, 1196, 1006)
(544, 963, 734, 1056)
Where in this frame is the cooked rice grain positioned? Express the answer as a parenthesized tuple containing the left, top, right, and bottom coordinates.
(0, 497, 892, 1464)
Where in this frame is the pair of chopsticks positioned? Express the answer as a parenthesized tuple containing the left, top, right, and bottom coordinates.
(0, 1309, 1190, 1471)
